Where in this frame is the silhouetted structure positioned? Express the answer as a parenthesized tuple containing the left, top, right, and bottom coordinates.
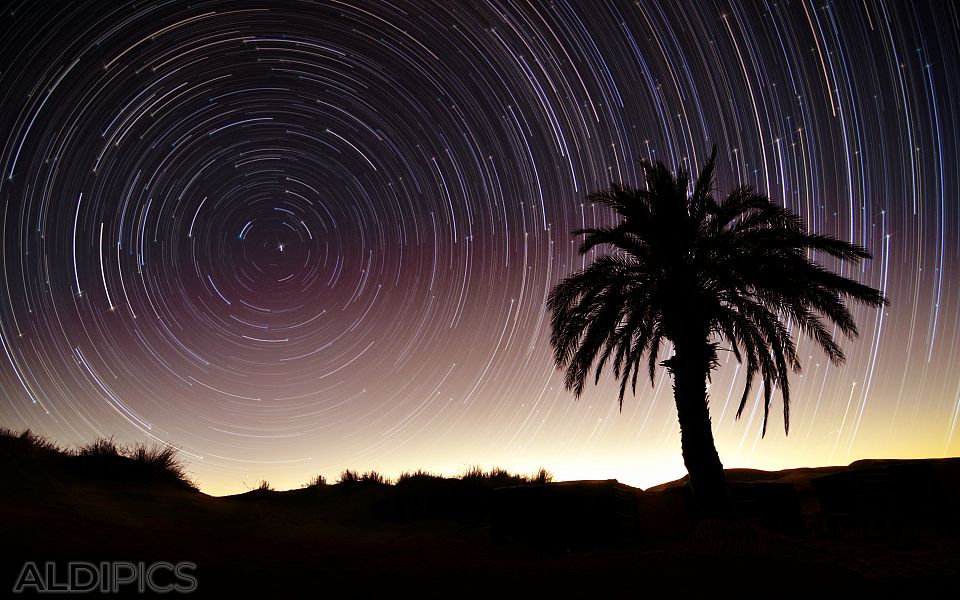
(547, 147, 888, 518)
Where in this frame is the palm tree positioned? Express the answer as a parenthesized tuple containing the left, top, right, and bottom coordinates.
(547, 148, 888, 518)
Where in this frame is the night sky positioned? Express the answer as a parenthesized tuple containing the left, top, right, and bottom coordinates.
(1, 0, 957, 495)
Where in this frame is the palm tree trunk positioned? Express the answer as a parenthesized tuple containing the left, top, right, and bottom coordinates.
(668, 340, 734, 519)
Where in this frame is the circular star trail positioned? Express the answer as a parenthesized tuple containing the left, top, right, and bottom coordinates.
(1, 0, 958, 492)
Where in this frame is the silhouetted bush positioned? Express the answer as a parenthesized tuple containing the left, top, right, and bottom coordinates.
(533, 468, 554, 484)
(76, 437, 122, 457)
(128, 443, 191, 484)
(20, 429, 60, 451)
(70, 436, 194, 488)
(0, 427, 62, 454)
(0, 429, 198, 490)
(375, 466, 555, 522)
(396, 469, 442, 486)
(336, 469, 390, 488)
(362, 471, 389, 485)
(303, 474, 327, 488)
(337, 469, 360, 485)
(460, 465, 553, 487)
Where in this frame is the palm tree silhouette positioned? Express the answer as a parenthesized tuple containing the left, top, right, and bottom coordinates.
(547, 148, 888, 517)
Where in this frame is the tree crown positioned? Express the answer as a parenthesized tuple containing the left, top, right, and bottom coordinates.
(547, 147, 889, 435)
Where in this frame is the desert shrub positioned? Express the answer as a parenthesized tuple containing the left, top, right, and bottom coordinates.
(487, 466, 515, 481)
(396, 469, 442, 486)
(461, 465, 515, 482)
(532, 468, 554, 484)
(460, 465, 553, 487)
(129, 443, 177, 468)
(73, 437, 194, 489)
(128, 443, 191, 483)
(303, 474, 327, 488)
(336, 469, 390, 487)
(76, 437, 122, 457)
(460, 465, 486, 481)
(0, 428, 61, 453)
(361, 470, 389, 485)
(337, 469, 360, 485)
(1, 429, 194, 489)
(254, 479, 273, 492)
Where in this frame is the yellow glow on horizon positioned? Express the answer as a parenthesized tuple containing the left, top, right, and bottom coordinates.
(191, 422, 959, 497)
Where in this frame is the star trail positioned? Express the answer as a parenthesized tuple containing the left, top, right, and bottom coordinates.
(0, 0, 957, 494)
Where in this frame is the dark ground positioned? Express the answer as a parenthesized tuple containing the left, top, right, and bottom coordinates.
(1, 432, 958, 597)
